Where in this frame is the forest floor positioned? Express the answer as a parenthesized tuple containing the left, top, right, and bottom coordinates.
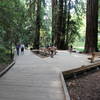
(0, 54, 13, 73)
(0, 62, 12, 73)
(66, 70, 100, 100)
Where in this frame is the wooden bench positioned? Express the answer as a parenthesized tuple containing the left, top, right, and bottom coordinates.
(88, 52, 100, 63)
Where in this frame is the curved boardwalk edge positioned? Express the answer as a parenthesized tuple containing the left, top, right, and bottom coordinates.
(60, 72, 70, 100)
(60, 62, 100, 100)
(0, 61, 15, 77)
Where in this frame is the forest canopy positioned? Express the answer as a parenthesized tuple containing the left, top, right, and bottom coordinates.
(0, 0, 99, 62)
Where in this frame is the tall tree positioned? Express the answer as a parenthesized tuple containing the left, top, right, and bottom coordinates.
(56, 0, 64, 49)
(52, 0, 84, 49)
(52, 0, 57, 45)
(27, 0, 45, 49)
(59, 0, 67, 49)
(0, 0, 26, 59)
(85, 0, 98, 53)
(66, 0, 71, 49)
(33, 0, 41, 49)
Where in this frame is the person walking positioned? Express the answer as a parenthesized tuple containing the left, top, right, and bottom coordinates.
(69, 45, 73, 54)
(16, 44, 20, 56)
(21, 44, 25, 55)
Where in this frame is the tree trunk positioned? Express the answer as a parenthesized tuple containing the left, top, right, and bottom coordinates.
(66, 0, 71, 50)
(56, 0, 63, 49)
(52, 0, 67, 49)
(52, 0, 57, 45)
(85, 0, 98, 53)
(34, 0, 41, 49)
(60, 0, 67, 50)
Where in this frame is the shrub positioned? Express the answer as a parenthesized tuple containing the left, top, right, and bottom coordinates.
(0, 46, 12, 64)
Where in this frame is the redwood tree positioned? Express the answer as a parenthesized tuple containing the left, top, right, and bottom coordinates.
(85, 0, 98, 53)
(52, 0, 57, 44)
(56, 0, 64, 49)
(33, 0, 41, 49)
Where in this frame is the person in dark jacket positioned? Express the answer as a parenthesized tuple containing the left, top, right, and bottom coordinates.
(16, 44, 20, 56)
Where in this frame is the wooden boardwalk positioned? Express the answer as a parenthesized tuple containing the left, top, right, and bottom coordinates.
(0, 50, 89, 100)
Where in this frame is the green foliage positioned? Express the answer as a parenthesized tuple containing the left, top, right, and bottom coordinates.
(0, 0, 99, 52)
(66, 19, 81, 45)
(0, 0, 26, 44)
(26, 0, 52, 48)
(64, 0, 85, 47)
(40, 2, 52, 47)
(0, 45, 12, 64)
(0, 0, 26, 63)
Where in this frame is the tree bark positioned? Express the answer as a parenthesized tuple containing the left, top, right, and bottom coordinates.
(60, 0, 67, 50)
(56, 0, 63, 49)
(52, 0, 57, 45)
(33, 0, 41, 49)
(85, 0, 98, 53)
(66, 0, 71, 50)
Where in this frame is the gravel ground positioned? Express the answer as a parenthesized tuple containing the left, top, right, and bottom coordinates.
(66, 70, 100, 100)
